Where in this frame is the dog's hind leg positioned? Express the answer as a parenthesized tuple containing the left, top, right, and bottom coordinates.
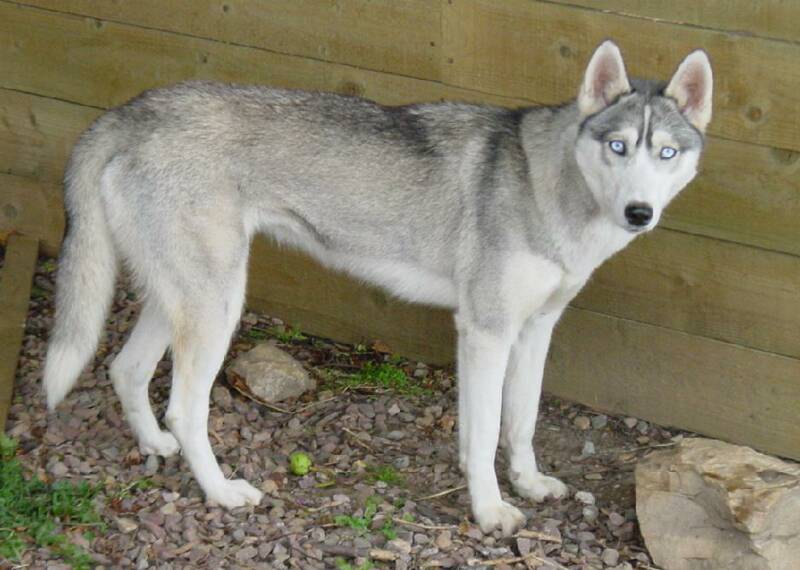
(163, 262, 263, 509)
(110, 300, 179, 457)
(501, 312, 568, 502)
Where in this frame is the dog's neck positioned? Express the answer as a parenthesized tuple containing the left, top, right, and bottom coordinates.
(520, 103, 636, 276)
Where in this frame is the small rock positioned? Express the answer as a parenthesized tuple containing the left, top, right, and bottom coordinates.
(575, 491, 596, 505)
(387, 403, 401, 416)
(581, 440, 596, 457)
(116, 517, 138, 533)
(144, 455, 159, 475)
(573, 416, 591, 430)
(590, 415, 608, 429)
(50, 461, 69, 477)
(435, 531, 453, 550)
(516, 537, 531, 556)
(211, 385, 233, 409)
(225, 343, 315, 403)
(601, 548, 620, 566)
(607, 512, 625, 527)
(235, 546, 258, 562)
(623, 417, 638, 429)
(582, 505, 599, 522)
(637, 437, 800, 570)
(387, 538, 412, 555)
(160, 502, 177, 516)
(260, 479, 279, 495)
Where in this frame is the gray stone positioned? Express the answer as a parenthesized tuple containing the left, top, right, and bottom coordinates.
(573, 416, 591, 430)
(225, 343, 315, 403)
(637, 437, 800, 570)
(601, 547, 620, 566)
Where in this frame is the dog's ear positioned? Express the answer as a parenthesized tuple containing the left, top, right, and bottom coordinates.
(578, 40, 631, 116)
(665, 50, 713, 133)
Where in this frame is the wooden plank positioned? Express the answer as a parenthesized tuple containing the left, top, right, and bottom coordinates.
(0, 3, 518, 113)
(442, 0, 800, 152)
(20, 0, 441, 81)
(665, 138, 800, 256)
(0, 235, 38, 432)
(246, 236, 456, 365)
(0, 86, 100, 182)
(0, 173, 64, 257)
(548, 1, 800, 44)
(544, 307, 800, 461)
(575, 228, 800, 359)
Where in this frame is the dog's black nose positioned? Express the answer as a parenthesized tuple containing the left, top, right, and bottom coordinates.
(624, 203, 653, 227)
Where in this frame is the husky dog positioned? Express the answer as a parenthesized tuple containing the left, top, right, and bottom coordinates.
(44, 41, 712, 534)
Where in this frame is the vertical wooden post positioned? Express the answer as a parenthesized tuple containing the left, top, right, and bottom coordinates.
(0, 235, 39, 432)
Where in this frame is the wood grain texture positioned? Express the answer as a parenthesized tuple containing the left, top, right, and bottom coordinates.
(0, 234, 38, 431)
(0, 3, 520, 112)
(575, 228, 800, 359)
(665, 138, 800, 256)
(442, 0, 800, 152)
(548, 0, 800, 44)
(19, 0, 441, 81)
(545, 307, 800, 461)
(0, 87, 100, 182)
(0, 173, 63, 256)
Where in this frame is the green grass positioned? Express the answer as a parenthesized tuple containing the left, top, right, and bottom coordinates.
(334, 496, 399, 542)
(335, 558, 374, 570)
(0, 436, 106, 569)
(367, 465, 404, 487)
(326, 362, 431, 396)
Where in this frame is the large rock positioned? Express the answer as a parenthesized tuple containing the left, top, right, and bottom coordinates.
(636, 437, 800, 570)
(225, 343, 315, 404)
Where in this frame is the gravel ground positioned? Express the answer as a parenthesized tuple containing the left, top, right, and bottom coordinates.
(3, 256, 679, 569)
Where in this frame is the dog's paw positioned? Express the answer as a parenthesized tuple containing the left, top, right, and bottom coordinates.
(512, 471, 568, 502)
(473, 500, 526, 536)
(139, 430, 181, 458)
(206, 479, 264, 509)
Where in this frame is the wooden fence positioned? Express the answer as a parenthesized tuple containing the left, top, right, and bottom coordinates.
(1, 1, 798, 458)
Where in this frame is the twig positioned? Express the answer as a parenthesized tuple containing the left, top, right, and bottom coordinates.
(416, 485, 467, 501)
(514, 528, 562, 543)
(391, 517, 456, 531)
(341, 427, 376, 452)
(292, 396, 338, 414)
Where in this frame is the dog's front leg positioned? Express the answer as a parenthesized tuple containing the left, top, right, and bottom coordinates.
(457, 319, 526, 535)
(501, 312, 568, 502)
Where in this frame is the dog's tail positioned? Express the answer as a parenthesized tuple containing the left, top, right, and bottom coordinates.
(43, 121, 119, 410)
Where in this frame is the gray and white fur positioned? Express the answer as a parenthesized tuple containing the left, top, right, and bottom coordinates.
(44, 41, 712, 534)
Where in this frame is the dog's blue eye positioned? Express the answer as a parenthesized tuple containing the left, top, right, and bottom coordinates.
(660, 146, 677, 160)
(609, 140, 626, 155)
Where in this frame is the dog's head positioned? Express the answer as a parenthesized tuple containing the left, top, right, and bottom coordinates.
(574, 41, 712, 233)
